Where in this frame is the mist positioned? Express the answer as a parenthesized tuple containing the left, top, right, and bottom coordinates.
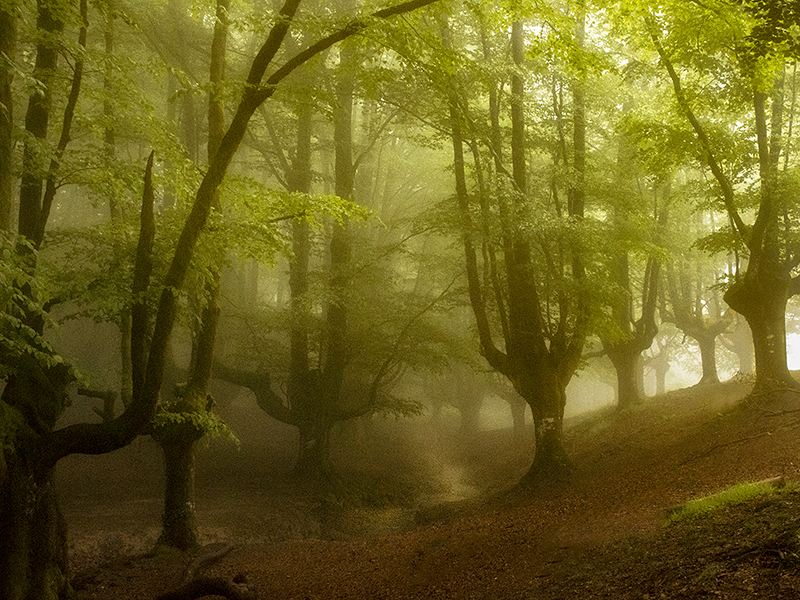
(2, 1, 800, 599)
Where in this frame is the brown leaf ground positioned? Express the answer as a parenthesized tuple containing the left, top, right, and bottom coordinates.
(64, 379, 800, 599)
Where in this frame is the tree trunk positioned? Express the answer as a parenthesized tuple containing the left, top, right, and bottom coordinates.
(523, 381, 569, 483)
(287, 100, 313, 422)
(458, 397, 481, 435)
(0, 460, 70, 600)
(696, 334, 719, 385)
(510, 399, 526, 443)
(528, 414, 569, 484)
(154, 0, 228, 553)
(295, 420, 331, 478)
(119, 310, 133, 408)
(0, 6, 15, 230)
(159, 438, 199, 551)
(731, 317, 755, 375)
(608, 347, 643, 410)
(725, 278, 795, 391)
(18, 1, 64, 242)
(322, 32, 356, 406)
(655, 363, 668, 395)
(749, 309, 793, 387)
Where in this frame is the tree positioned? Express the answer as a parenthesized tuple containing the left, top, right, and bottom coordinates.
(430, 3, 594, 483)
(721, 312, 756, 375)
(645, 0, 800, 393)
(663, 249, 732, 385)
(213, 1, 461, 478)
(148, 0, 231, 551)
(598, 131, 663, 409)
(643, 328, 678, 395)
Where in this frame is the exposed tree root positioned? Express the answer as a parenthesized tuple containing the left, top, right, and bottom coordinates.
(682, 418, 800, 464)
(156, 544, 253, 600)
(182, 543, 235, 583)
(155, 573, 257, 600)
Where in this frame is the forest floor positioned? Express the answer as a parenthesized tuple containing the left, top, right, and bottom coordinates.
(63, 376, 800, 599)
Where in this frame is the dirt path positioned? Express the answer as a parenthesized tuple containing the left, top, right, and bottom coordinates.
(69, 380, 800, 599)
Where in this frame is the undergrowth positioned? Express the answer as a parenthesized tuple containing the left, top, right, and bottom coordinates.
(668, 478, 796, 523)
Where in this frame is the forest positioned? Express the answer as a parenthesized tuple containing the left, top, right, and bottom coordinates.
(1, 0, 800, 598)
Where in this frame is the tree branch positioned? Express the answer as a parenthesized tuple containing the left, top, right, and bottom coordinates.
(37, 0, 88, 247)
(212, 359, 295, 426)
(42, 152, 155, 467)
(647, 15, 748, 245)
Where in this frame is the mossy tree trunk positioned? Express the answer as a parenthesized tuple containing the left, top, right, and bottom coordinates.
(158, 436, 200, 550)
(608, 348, 644, 411)
(727, 276, 795, 390)
(697, 334, 720, 385)
(1, 458, 69, 600)
(0, 5, 15, 230)
(523, 372, 569, 483)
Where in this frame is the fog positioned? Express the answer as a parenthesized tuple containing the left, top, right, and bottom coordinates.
(2, 0, 799, 598)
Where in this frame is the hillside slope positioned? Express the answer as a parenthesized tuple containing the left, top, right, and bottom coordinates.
(74, 379, 800, 599)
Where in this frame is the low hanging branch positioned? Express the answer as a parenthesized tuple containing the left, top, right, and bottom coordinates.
(354, 277, 458, 419)
(40, 151, 154, 467)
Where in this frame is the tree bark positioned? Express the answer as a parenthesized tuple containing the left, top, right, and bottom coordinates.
(524, 378, 569, 483)
(0, 461, 70, 600)
(725, 277, 795, 390)
(0, 6, 15, 230)
(696, 334, 720, 385)
(750, 311, 792, 384)
(18, 1, 64, 242)
(158, 438, 199, 550)
(608, 348, 643, 410)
